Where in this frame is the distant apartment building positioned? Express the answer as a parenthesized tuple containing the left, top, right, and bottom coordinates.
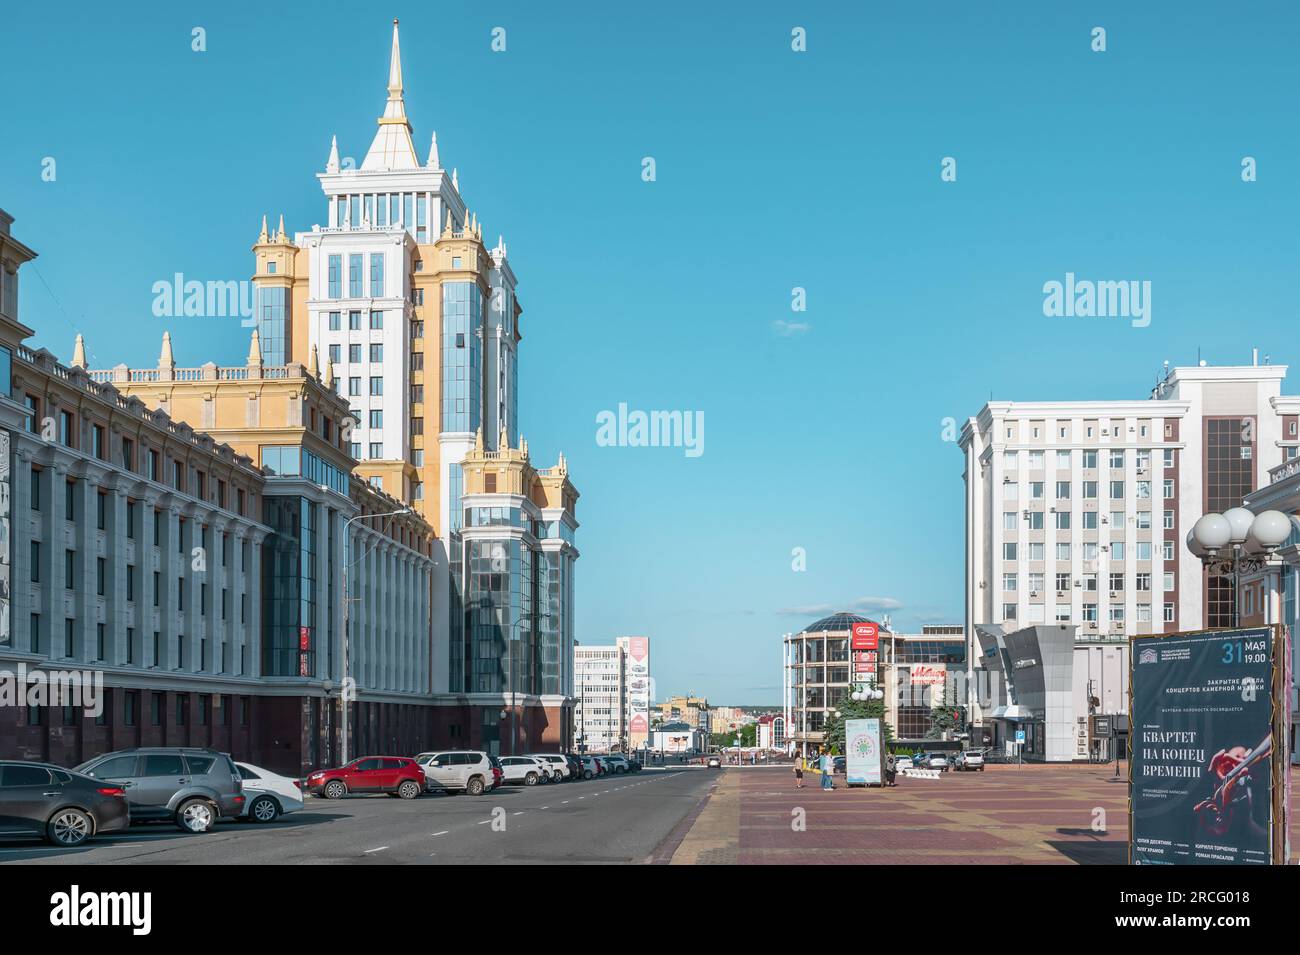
(573, 644, 625, 752)
(654, 695, 709, 731)
(960, 357, 1299, 747)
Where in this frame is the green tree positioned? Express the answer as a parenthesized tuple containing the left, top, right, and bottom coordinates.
(821, 696, 893, 755)
(926, 681, 962, 739)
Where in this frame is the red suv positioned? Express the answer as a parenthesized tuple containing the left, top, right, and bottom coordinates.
(305, 757, 425, 800)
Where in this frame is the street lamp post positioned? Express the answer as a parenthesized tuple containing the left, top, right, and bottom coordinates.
(1187, 508, 1292, 627)
(339, 505, 412, 765)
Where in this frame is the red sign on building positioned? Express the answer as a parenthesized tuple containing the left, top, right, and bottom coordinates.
(851, 622, 879, 650)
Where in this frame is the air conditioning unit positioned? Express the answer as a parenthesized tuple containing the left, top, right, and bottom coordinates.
(1110, 591, 1118, 598)
(1003, 476, 1012, 483)
(1057, 590, 1066, 597)
(1030, 591, 1040, 597)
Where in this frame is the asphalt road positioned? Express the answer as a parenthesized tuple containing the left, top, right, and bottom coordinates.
(0, 766, 718, 865)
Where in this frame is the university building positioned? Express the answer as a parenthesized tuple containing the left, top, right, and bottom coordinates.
(0, 20, 580, 768)
(244, 19, 580, 751)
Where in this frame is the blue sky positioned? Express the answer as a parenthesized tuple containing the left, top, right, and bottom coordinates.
(3, 2, 1298, 703)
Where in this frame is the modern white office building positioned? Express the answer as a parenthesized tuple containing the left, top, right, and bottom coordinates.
(961, 356, 1300, 734)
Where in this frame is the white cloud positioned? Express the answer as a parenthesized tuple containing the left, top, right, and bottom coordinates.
(771, 319, 811, 337)
(776, 596, 903, 617)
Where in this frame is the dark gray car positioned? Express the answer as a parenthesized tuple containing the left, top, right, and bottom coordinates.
(0, 761, 130, 847)
(75, 747, 244, 833)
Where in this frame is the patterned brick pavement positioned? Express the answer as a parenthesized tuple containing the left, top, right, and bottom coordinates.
(668, 763, 1300, 865)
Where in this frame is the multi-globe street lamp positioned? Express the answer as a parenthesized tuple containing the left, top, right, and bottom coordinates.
(1187, 507, 1292, 628)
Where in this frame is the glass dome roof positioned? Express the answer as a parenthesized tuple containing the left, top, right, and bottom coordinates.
(800, 612, 873, 634)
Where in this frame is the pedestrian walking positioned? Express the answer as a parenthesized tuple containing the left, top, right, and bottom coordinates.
(794, 756, 804, 789)
(820, 749, 834, 790)
(885, 751, 897, 787)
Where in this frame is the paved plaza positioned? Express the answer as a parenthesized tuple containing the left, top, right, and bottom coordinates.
(668, 764, 1300, 865)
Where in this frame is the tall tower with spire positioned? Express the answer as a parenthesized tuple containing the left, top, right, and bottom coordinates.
(258, 20, 575, 739)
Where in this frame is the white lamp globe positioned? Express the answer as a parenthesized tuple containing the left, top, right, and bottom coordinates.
(1248, 509, 1293, 552)
(1192, 513, 1232, 552)
(1186, 528, 1207, 559)
(1222, 507, 1256, 545)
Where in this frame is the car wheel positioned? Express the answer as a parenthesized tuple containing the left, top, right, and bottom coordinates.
(249, 795, 280, 823)
(176, 799, 217, 833)
(324, 780, 347, 800)
(466, 776, 485, 796)
(47, 808, 93, 847)
(584, 770, 593, 780)
(524, 772, 538, 786)
(398, 780, 421, 800)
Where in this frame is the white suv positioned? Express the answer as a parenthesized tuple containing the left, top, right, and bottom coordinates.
(527, 754, 571, 781)
(954, 751, 985, 772)
(499, 756, 547, 786)
(415, 751, 494, 795)
(602, 754, 630, 774)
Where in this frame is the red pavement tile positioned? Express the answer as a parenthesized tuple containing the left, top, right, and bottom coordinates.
(723, 763, 1300, 864)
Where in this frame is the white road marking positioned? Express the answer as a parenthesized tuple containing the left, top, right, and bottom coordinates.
(431, 830, 449, 836)
(513, 811, 524, 816)
(477, 820, 491, 825)
(363, 846, 388, 854)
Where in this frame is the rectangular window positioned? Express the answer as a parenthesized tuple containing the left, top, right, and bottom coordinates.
(1110, 572, 1125, 591)
(1003, 542, 1017, 561)
(370, 310, 383, 330)
(370, 377, 383, 396)
(1003, 573, 1018, 592)
(1163, 509, 1174, 530)
(328, 255, 342, 298)
(348, 254, 363, 297)
(1082, 450, 1097, 469)
(328, 344, 340, 364)
(1054, 511, 1070, 530)
(349, 343, 361, 363)
(1110, 480, 1125, 499)
(370, 343, 383, 362)
(1110, 450, 1124, 469)
(349, 310, 361, 331)
(1082, 481, 1097, 499)
(328, 311, 341, 331)
(369, 410, 383, 429)
(1082, 511, 1098, 529)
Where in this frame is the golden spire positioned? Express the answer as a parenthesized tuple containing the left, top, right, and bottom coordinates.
(71, 333, 87, 369)
(257, 215, 268, 244)
(159, 331, 174, 367)
(247, 328, 262, 365)
(308, 343, 320, 377)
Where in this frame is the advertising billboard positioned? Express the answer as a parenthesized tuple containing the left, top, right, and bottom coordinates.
(845, 718, 882, 787)
(619, 635, 650, 749)
(1130, 626, 1290, 865)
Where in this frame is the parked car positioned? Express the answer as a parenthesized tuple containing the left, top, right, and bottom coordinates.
(894, 755, 914, 772)
(706, 755, 722, 768)
(833, 755, 846, 775)
(579, 756, 599, 779)
(563, 755, 584, 780)
(592, 757, 609, 776)
(304, 756, 424, 800)
(954, 751, 986, 772)
(76, 747, 244, 833)
(626, 756, 642, 772)
(416, 751, 495, 795)
(0, 760, 130, 847)
(234, 762, 304, 822)
(602, 754, 630, 774)
(919, 752, 950, 772)
(527, 754, 572, 781)
(488, 756, 505, 790)
(498, 756, 548, 785)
